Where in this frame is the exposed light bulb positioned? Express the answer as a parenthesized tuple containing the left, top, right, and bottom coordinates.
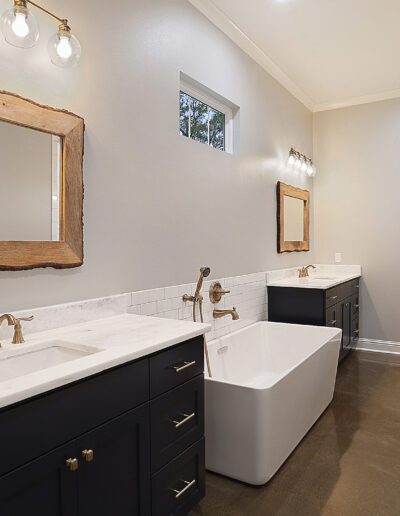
(301, 159, 308, 173)
(48, 21, 81, 68)
(56, 35, 72, 59)
(295, 158, 302, 169)
(288, 154, 295, 166)
(12, 12, 29, 38)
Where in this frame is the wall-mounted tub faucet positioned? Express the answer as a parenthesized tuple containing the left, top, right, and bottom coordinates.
(213, 308, 239, 320)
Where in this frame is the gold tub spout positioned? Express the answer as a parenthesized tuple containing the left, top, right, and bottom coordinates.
(213, 308, 239, 320)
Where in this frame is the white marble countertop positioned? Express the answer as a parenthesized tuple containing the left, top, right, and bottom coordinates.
(0, 314, 210, 409)
(267, 265, 362, 290)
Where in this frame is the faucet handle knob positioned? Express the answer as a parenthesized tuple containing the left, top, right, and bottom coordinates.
(209, 282, 230, 304)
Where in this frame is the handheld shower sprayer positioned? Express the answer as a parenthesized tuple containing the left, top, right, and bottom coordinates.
(183, 267, 212, 377)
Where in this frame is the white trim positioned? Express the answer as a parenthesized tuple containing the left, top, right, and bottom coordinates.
(188, 0, 400, 113)
(351, 338, 400, 355)
(180, 78, 234, 154)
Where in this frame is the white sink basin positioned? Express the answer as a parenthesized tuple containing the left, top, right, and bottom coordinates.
(0, 341, 101, 382)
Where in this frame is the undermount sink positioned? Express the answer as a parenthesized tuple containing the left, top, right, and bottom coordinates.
(0, 341, 101, 382)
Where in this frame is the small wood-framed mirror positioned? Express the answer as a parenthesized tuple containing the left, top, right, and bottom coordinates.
(0, 91, 84, 270)
(277, 181, 310, 253)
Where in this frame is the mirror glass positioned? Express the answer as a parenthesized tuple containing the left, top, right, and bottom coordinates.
(0, 120, 62, 241)
(283, 195, 304, 241)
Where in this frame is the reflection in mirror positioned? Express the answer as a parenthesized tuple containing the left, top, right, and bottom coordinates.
(0, 120, 61, 242)
(283, 195, 304, 242)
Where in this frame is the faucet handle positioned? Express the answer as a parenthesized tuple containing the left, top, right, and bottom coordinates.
(209, 282, 230, 304)
(12, 315, 34, 344)
(16, 316, 34, 323)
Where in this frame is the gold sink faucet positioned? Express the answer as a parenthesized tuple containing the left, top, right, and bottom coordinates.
(0, 313, 34, 347)
(298, 265, 316, 278)
(213, 308, 239, 320)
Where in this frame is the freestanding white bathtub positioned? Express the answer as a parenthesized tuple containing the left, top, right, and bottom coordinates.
(205, 321, 342, 485)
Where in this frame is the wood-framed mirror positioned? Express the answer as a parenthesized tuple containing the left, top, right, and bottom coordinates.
(277, 181, 310, 253)
(0, 91, 84, 270)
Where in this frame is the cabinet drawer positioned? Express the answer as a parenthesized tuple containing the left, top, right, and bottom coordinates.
(325, 287, 341, 308)
(150, 337, 204, 398)
(150, 376, 204, 472)
(0, 359, 149, 477)
(152, 438, 205, 516)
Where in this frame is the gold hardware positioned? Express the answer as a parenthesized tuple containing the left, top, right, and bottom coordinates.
(24, 0, 66, 23)
(354, 304, 360, 309)
(172, 412, 195, 429)
(353, 329, 360, 335)
(12, 316, 34, 344)
(329, 296, 338, 301)
(213, 308, 239, 320)
(66, 458, 79, 472)
(328, 320, 337, 326)
(209, 282, 230, 304)
(82, 449, 94, 462)
(0, 314, 16, 348)
(171, 479, 196, 499)
(173, 361, 196, 373)
(298, 265, 316, 278)
(182, 268, 213, 379)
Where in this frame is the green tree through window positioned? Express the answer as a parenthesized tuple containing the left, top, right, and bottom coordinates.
(179, 91, 225, 151)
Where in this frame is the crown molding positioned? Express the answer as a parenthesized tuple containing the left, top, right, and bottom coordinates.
(188, 0, 400, 114)
(187, 0, 315, 112)
(314, 89, 400, 112)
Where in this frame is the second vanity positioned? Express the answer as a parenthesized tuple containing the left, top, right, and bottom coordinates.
(267, 265, 361, 362)
(0, 314, 209, 516)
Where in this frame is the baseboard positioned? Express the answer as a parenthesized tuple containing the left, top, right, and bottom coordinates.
(351, 338, 400, 355)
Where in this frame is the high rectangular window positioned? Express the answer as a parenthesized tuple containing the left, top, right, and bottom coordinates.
(179, 76, 234, 153)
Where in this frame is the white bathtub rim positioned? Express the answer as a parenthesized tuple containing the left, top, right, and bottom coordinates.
(205, 321, 342, 390)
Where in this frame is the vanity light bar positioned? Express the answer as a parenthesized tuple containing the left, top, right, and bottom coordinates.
(288, 148, 316, 177)
(1, 0, 81, 68)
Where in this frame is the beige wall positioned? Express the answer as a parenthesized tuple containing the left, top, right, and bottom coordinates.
(0, 122, 52, 241)
(0, 0, 313, 312)
(314, 99, 400, 341)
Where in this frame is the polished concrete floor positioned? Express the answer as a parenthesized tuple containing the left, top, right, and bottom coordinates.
(195, 351, 400, 516)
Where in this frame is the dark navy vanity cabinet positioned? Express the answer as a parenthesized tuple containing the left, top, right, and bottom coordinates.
(268, 278, 360, 362)
(0, 336, 205, 516)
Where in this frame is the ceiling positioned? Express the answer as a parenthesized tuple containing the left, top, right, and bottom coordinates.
(189, 0, 400, 112)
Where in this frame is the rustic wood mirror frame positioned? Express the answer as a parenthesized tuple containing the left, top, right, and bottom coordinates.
(0, 91, 84, 270)
(277, 181, 310, 253)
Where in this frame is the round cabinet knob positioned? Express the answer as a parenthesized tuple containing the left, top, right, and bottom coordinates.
(66, 458, 79, 472)
(82, 449, 94, 462)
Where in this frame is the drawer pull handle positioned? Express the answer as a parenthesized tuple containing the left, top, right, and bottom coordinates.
(329, 296, 338, 301)
(354, 304, 360, 309)
(171, 479, 196, 499)
(353, 329, 359, 335)
(328, 320, 337, 326)
(173, 360, 196, 373)
(66, 458, 79, 472)
(82, 449, 94, 462)
(172, 412, 195, 428)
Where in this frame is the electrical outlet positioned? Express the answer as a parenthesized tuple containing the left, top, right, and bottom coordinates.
(335, 253, 342, 263)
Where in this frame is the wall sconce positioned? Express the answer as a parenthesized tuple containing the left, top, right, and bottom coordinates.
(1, 0, 81, 68)
(288, 148, 315, 177)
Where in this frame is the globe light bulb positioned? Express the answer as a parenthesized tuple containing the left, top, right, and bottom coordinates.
(56, 35, 72, 59)
(295, 158, 302, 169)
(288, 154, 295, 167)
(12, 11, 29, 37)
(1, 1, 39, 48)
(48, 21, 81, 68)
(301, 159, 308, 173)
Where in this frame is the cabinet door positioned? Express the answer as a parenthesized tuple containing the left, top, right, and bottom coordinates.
(77, 404, 150, 516)
(342, 300, 352, 351)
(0, 441, 78, 516)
